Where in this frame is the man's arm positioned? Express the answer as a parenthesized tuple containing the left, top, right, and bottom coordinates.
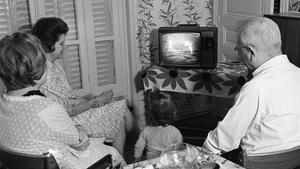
(203, 83, 260, 154)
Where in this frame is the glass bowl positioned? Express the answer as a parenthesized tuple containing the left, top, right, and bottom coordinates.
(160, 142, 198, 169)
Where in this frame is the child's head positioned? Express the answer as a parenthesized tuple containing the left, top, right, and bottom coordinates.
(148, 88, 177, 126)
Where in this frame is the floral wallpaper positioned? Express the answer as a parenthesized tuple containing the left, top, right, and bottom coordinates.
(289, 0, 300, 11)
(136, 0, 214, 68)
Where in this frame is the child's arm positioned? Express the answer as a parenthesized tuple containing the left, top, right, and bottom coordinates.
(173, 127, 184, 144)
(134, 129, 147, 160)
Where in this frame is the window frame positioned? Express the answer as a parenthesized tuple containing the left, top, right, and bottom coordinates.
(28, 0, 130, 98)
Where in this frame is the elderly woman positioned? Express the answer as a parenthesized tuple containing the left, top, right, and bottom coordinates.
(0, 32, 125, 169)
(32, 17, 134, 155)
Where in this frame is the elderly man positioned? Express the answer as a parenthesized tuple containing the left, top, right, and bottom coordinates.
(203, 17, 300, 169)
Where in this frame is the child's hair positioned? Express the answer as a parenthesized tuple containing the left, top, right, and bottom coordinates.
(148, 88, 177, 126)
(0, 32, 47, 91)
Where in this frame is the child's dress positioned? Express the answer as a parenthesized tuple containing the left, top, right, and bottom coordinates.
(134, 125, 183, 160)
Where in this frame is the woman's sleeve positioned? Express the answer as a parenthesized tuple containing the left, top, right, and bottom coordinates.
(134, 129, 147, 159)
(38, 102, 80, 146)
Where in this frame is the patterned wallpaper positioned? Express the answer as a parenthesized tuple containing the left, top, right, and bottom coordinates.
(136, 0, 214, 68)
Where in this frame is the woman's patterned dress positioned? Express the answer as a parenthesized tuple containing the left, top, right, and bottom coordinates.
(0, 94, 125, 169)
(40, 61, 125, 142)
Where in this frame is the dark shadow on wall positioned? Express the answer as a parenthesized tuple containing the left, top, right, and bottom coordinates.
(149, 29, 159, 66)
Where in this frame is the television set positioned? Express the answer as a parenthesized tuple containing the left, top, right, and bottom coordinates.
(158, 24, 218, 69)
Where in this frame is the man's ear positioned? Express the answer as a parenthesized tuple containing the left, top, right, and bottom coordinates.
(33, 78, 41, 86)
(247, 45, 256, 61)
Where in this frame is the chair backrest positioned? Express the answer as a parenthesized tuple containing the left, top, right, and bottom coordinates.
(0, 146, 113, 169)
(0, 146, 59, 169)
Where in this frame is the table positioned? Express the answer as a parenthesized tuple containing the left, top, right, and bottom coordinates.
(141, 62, 248, 98)
(123, 147, 245, 169)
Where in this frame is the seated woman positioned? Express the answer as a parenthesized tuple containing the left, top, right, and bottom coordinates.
(0, 32, 125, 169)
(32, 17, 134, 155)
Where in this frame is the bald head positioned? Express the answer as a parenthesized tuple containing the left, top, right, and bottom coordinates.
(239, 17, 282, 58)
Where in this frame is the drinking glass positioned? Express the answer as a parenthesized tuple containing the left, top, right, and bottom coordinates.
(160, 142, 198, 169)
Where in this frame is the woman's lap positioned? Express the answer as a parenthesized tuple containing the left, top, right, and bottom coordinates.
(53, 138, 126, 169)
(72, 100, 126, 142)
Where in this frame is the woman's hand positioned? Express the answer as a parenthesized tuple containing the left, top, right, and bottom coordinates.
(92, 89, 114, 108)
(92, 99, 105, 108)
(70, 97, 95, 116)
(71, 125, 90, 151)
(70, 90, 114, 115)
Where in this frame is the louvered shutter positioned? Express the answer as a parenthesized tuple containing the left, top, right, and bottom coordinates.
(44, 0, 57, 16)
(13, 0, 32, 32)
(64, 45, 82, 89)
(95, 41, 115, 86)
(92, 0, 116, 87)
(0, 0, 12, 38)
(41, 0, 87, 92)
(0, 0, 8, 92)
(0, 0, 10, 92)
(0, 0, 31, 37)
(83, 0, 129, 97)
(59, 0, 82, 90)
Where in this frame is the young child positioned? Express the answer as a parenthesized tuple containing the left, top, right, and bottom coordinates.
(134, 89, 183, 161)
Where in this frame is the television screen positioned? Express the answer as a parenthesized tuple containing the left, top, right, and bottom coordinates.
(160, 33, 201, 65)
(158, 25, 217, 69)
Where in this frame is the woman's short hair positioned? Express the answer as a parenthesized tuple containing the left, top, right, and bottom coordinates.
(32, 17, 69, 53)
(0, 32, 47, 91)
(148, 88, 177, 126)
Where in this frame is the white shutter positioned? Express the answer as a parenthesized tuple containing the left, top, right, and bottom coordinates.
(60, 0, 78, 40)
(0, 0, 9, 92)
(13, 0, 32, 32)
(44, 0, 58, 16)
(59, 0, 82, 90)
(0, 0, 12, 37)
(92, 0, 112, 38)
(0, 0, 30, 36)
(64, 45, 82, 90)
(95, 41, 116, 86)
(83, 0, 129, 97)
(92, 0, 116, 87)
